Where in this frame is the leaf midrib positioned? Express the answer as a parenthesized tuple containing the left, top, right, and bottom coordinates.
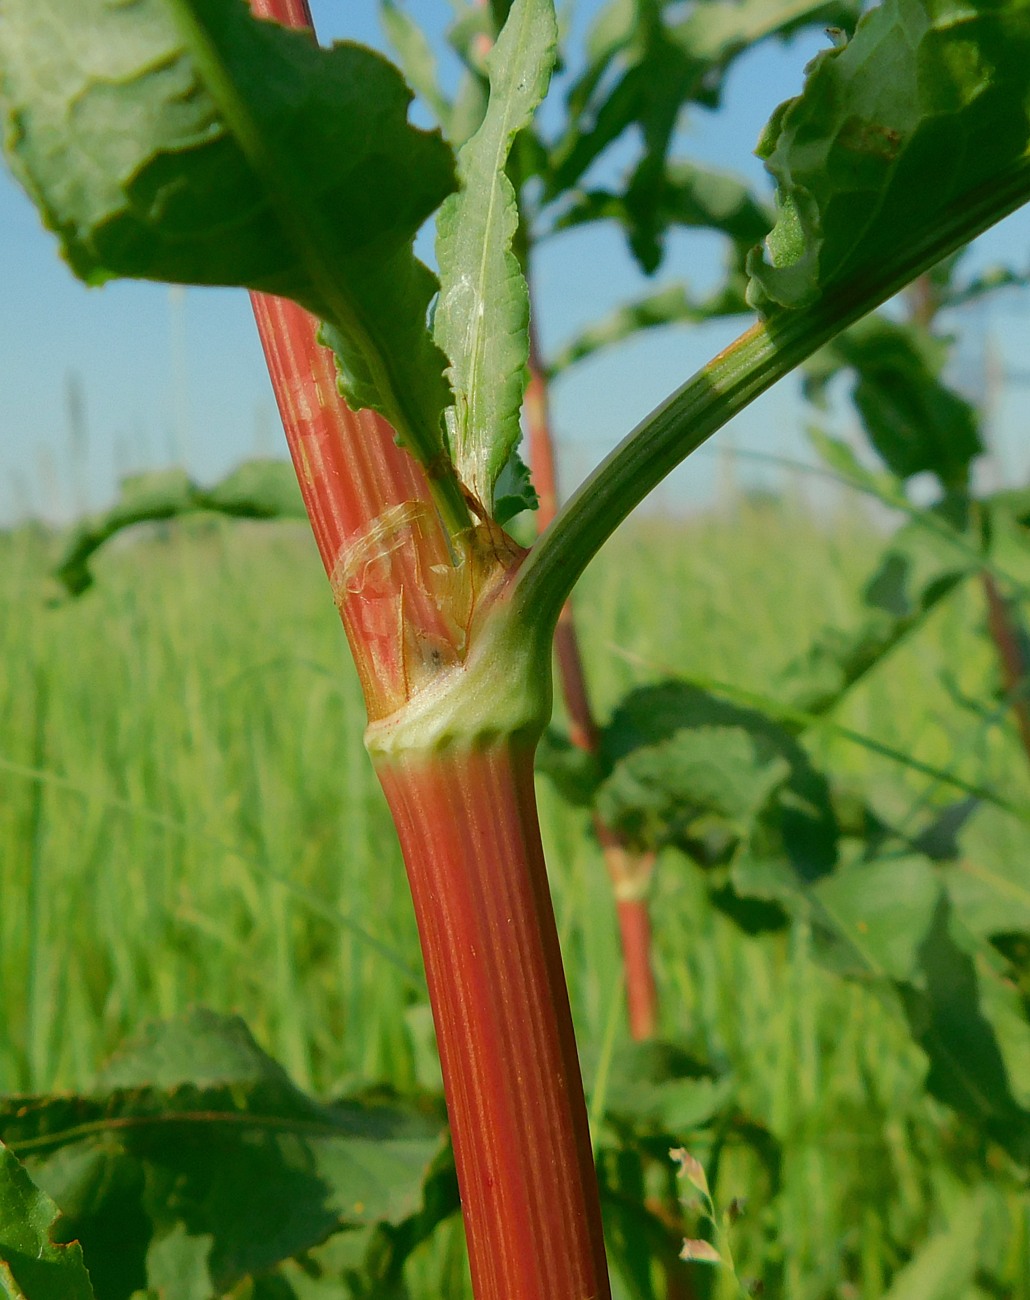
(456, 0, 542, 486)
(163, 0, 441, 470)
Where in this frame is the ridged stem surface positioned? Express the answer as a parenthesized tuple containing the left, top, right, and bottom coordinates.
(376, 741, 611, 1300)
(246, 8, 612, 1295)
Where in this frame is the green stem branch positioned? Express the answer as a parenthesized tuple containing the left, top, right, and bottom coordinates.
(513, 162, 1030, 632)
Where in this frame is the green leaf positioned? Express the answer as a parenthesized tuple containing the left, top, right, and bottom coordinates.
(805, 427, 909, 507)
(545, 281, 748, 378)
(0, 0, 457, 472)
(597, 683, 839, 876)
(492, 447, 539, 524)
(380, 0, 454, 132)
(863, 532, 973, 620)
(778, 612, 911, 717)
(53, 461, 306, 597)
(556, 157, 771, 245)
(944, 258, 1030, 308)
(0, 1140, 94, 1300)
(593, 1040, 735, 1134)
(735, 857, 1030, 1160)
(434, 0, 557, 516)
(811, 855, 941, 982)
(1, 1011, 444, 1300)
(448, 70, 490, 151)
(899, 899, 1030, 1161)
(946, 812, 1030, 938)
(804, 316, 983, 488)
(596, 1146, 682, 1300)
(535, 727, 603, 806)
(548, 0, 859, 271)
(272, 1147, 460, 1300)
(199, 457, 307, 519)
(747, 0, 1030, 315)
(596, 724, 792, 851)
(882, 1190, 984, 1300)
(778, 537, 966, 717)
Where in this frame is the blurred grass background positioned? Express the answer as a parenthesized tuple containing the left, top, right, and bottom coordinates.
(1, 491, 1028, 1298)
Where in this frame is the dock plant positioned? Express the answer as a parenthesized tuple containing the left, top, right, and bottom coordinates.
(1, 0, 1030, 1296)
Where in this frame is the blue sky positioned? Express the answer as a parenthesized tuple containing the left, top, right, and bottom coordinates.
(1, 2, 1028, 523)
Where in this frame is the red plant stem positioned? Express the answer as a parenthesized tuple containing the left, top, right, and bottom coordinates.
(527, 308, 659, 1040)
(982, 571, 1030, 768)
(375, 741, 611, 1300)
(247, 8, 613, 1294)
(252, 283, 612, 1291)
(908, 283, 1030, 779)
(250, 294, 431, 565)
(615, 889, 660, 1044)
(250, 294, 461, 715)
(249, 0, 312, 28)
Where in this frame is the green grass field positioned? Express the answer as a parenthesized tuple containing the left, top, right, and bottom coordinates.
(2, 492, 1028, 1298)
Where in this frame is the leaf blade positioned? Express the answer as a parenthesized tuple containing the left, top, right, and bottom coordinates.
(0, 1141, 94, 1300)
(1, 1012, 444, 1300)
(747, 0, 1030, 316)
(0, 0, 457, 476)
(51, 461, 306, 597)
(804, 316, 982, 488)
(434, 0, 557, 515)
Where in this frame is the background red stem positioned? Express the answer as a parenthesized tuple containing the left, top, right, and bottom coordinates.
(526, 310, 660, 1040)
(982, 570, 1030, 768)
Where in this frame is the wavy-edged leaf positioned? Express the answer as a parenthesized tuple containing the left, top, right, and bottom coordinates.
(0, 0, 456, 468)
(734, 857, 1030, 1161)
(0, 1011, 444, 1300)
(804, 316, 983, 488)
(545, 279, 749, 377)
(597, 682, 839, 876)
(492, 447, 539, 523)
(53, 461, 306, 597)
(548, 0, 859, 270)
(596, 724, 792, 850)
(556, 157, 771, 243)
(380, 0, 453, 132)
(0, 1142, 94, 1300)
(881, 1190, 984, 1300)
(747, 0, 1030, 315)
(434, 0, 557, 516)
